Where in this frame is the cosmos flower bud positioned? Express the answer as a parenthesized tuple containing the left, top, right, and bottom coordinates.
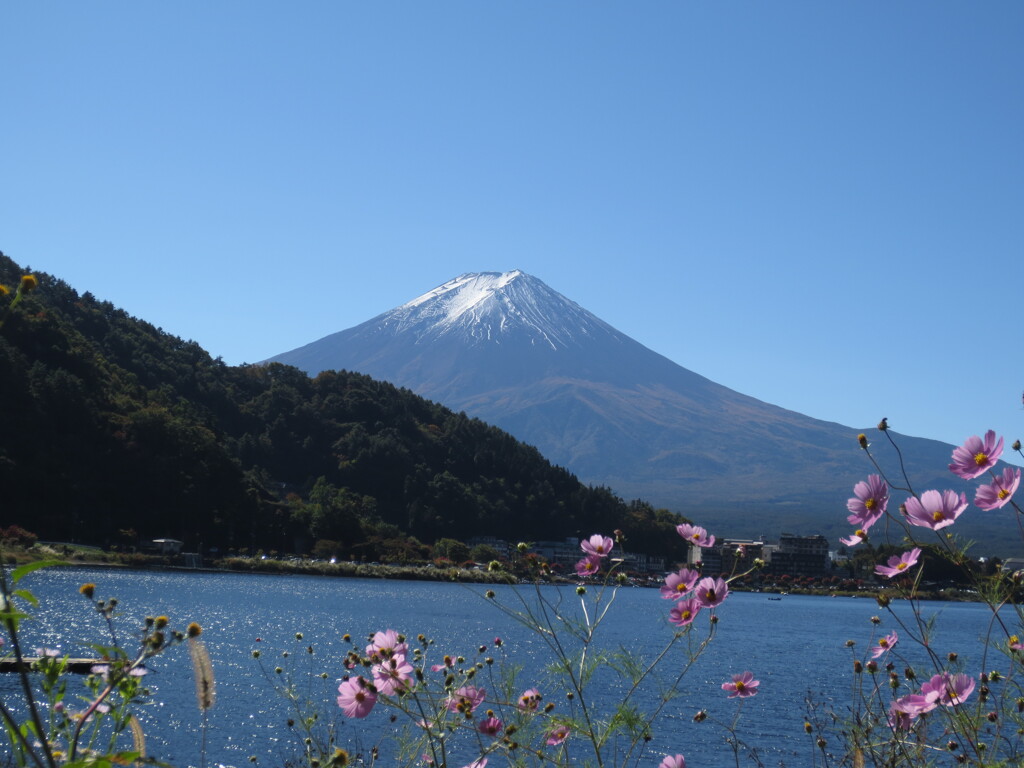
(866, 661, 878, 674)
(79, 583, 95, 599)
(693, 709, 707, 722)
(870, 616, 881, 624)
(876, 595, 890, 608)
(187, 622, 202, 638)
(1013, 440, 1021, 451)
(877, 418, 888, 431)
(155, 616, 169, 629)
(576, 586, 586, 595)
(816, 738, 827, 749)
(987, 711, 998, 722)
(948, 741, 958, 751)
(19, 275, 38, 293)
(517, 542, 529, 553)
(948, 652, 958, 662)
(858, 434, 869, 449)
(853, 660, 863, 674)
(804, 722, 813, 734)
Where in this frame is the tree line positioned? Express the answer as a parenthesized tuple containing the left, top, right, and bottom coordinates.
(0, 252, 690, 562)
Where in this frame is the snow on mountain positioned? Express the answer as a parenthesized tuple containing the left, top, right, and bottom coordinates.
(381, 270, 619, 350)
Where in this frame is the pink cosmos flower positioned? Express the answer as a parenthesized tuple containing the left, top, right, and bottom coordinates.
(975, 467, 1021, 511)
(888, 691, 938, 729)
(668, 597, 702, 627)
(659, 756, 686, 768)
(580, 534, 614, 558)
(870, 631, 898, 659)
(921, 672, 975, 707)
(447, 685, 486, 713)
(840, 529, 869, 547)
(337, 676, 377, 718)
(904, 490, 968, 530)
(847, 475, 889, 529)
(517, 688, 542, 711)
(366, 629, 408, 661)
(477, 716, 504, 736)
(431, 654, 455, 672)
(721, 671, 759, 698)
(545, 724, 570, 746)
(660, 568, 700, 600)
(372, 652, 414, 696)
(676, 523, 715, 548)
(875, 548, 922, 579)
(694, 576, 729, 608)
(950, 430, 1003, 480)
(575, 555, 602, 577)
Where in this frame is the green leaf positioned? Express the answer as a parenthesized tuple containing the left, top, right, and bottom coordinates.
(12, 589, 38, 607)
(11, 560, 65, 585)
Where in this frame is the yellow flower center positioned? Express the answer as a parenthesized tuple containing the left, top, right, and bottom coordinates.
(676, 583, 687, 592)
(897, 563, 907, 571)
(705, 589, 716, 601)
(691, 534, 700, 541)
(999, 489, 1010, 500)
(974, 451, 989, 466)
(735, 680, 746, 691)
(932, 510, 945, 522)
(880, 639, 889, 648)
(865, 498, 876, 510)
(855, 529, 866, 538)
(681, 610, 692, 620)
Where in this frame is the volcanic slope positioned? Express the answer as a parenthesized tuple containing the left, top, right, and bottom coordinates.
(268, 271, 1009, 545)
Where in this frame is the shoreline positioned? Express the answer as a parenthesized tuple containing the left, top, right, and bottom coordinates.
(4, 548, 986, 602)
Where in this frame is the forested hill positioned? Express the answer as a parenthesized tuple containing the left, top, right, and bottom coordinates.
(0, 253, 687, 560)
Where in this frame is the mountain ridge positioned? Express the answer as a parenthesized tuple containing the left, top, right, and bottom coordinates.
(267, 270, 1019, 548)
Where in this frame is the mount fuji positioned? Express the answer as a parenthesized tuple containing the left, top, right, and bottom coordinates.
(267, 271, 1007, 544)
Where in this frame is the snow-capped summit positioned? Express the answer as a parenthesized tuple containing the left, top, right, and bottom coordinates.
(380, 270, 619, 351)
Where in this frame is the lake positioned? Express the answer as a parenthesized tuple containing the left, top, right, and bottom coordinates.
(2, 567, 1008, 767)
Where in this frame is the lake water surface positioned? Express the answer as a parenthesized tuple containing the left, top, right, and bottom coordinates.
(3, 567, 1008, 767)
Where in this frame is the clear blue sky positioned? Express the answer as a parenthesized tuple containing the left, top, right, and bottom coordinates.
(2, 2, 1022, 457)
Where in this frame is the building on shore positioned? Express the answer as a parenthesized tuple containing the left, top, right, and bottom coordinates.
(690, 534, 830, 579)
(691, 539, 765, 577)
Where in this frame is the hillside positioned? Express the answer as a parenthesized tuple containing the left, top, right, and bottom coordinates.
(0, 254, 687, 560)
